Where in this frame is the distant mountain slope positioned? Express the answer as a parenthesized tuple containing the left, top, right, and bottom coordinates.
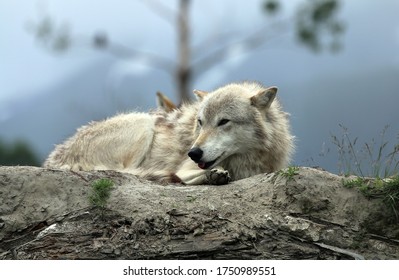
(0, 57, 174, 162)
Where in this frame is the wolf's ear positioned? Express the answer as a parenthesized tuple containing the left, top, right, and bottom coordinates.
(156, 91, 177, 112)
(250, 86, 277, 110)
(193, 89, 208, 101)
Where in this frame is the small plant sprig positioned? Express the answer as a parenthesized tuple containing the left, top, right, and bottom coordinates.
(331, 124, 363, 177)
(278, 166, 299, 181)
(89, 178, 114, 217)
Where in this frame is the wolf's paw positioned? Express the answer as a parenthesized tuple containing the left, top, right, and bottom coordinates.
(206, 167, 230, 185)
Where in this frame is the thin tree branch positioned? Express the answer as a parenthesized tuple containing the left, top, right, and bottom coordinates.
(192, 19, 290, 79)
(72, 33, 176, 74)
(191, 29, 237, 58)
(104, 41, 175, 74)
(138, 0, 176, 26)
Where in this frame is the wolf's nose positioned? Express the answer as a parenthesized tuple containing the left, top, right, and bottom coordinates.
(188, 147, 203, 162)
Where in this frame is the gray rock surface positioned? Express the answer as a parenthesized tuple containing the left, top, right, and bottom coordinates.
(0, 166, 398, 259)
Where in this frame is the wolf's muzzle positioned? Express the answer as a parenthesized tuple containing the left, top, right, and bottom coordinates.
(188, 148, 218, 169)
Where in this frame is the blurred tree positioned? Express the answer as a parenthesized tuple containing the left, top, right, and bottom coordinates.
(0, 139, 40, 166)
(28, 0, 344, 103)
(294, 0, 344, 51)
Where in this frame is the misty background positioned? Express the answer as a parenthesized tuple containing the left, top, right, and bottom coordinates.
(1, 0, 398, 175)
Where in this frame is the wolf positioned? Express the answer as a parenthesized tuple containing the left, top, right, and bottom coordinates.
(44, 81, 294, 185)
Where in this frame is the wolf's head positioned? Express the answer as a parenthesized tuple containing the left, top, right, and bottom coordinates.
(188, 82, 278, 170)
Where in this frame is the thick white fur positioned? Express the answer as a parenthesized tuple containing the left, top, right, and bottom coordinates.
(44, 81, 294, 185)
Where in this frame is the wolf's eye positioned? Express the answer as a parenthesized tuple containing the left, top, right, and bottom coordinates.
(197, 119, 202, 126)
(218, 119, 230, 126)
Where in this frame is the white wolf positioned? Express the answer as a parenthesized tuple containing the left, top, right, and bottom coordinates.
(44, 81, 294, 185)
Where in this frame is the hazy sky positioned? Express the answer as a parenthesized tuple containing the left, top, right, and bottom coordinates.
(1, 0, 265, 102)
(2, 0, 398, 104)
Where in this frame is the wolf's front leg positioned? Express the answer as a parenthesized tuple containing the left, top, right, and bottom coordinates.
(175, 168, 207, 185)
(176, 160, 230, 185)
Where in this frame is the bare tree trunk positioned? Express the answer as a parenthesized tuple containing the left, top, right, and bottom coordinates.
(176, 0, 191, 103)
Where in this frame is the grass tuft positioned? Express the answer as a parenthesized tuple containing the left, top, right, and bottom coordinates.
(343, 175, 399, 221)
(331, 124, 399, 178)
(89, 178, 114, 211)
(328, 124, 399, 222)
